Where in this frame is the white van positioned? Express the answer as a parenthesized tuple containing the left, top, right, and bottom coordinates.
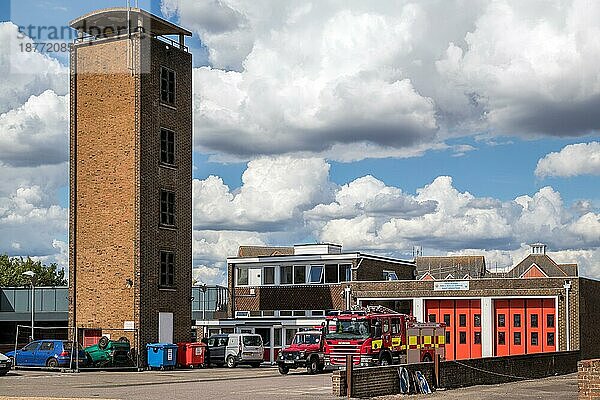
(206, 333, 264, 368)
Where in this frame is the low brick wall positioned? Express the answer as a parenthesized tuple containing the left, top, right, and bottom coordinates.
(578, 359, 600, 399)
(332, 351, 579, 397)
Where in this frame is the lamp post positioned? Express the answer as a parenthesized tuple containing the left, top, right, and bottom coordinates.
(22, 271, 36, 341)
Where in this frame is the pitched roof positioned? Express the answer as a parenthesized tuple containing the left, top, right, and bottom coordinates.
(415, 255, 486, 280)
(503, 254, 576, 278)
(237, 246, 294, 258)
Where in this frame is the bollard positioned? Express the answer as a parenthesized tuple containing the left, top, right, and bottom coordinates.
(346, 355, 353, 398)
(434, 354, 440, 388)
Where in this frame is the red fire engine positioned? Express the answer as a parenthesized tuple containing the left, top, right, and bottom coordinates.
(323, 306, 446, 366)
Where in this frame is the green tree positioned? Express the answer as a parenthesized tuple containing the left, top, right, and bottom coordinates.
(0, 255, 67, 286)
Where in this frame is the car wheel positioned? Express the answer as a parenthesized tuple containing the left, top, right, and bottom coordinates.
(226, 356, 236, 368)
(307, 356, 318, 375)
(7, 356, 14, 367)
(278, 365, 290, 375)
(98, 336, 110, 350)
(422, 354, 432, 363)
(46, 358, 59, 368)
(379, 353, 392, 366)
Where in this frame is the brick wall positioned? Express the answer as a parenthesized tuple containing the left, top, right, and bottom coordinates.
(578, 359, 600, 399)
(332, 351, 578, 397)
(233, 285, 345, 312)
(355, 258, 415, 281)
(579, 279, 600, 359)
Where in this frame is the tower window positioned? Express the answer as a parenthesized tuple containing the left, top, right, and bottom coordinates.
(160, 251, 175, 287)
(160, 190, 175, 226)
(160, 128, 175, 165)
(160, 67, 175, 105)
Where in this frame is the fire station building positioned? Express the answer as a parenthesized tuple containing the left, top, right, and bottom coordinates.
(209, 243, 600, 363)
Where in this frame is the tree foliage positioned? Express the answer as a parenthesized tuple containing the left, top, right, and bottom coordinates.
(0, 255, 67, 287)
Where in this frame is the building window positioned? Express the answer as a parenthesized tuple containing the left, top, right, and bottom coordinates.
(531, 332, 539, 346)
(428, 314, 436, 323)
(285, 329, 297, 345)
(160, 251, 174, 287)
(339, 264, 351, 282)
(160, 128, 175, 166)
(514, 314, 521, 327)
(474, 332, 481, 345)
(383, 270, 398, 280)
(531, 314, 538, 328)
(474, 314, 481, 327)
(459, 331, 466, 344)
(263, 266, 275, 285)
(280, 266, 292, 284)
(294, 265, 306, 284)
(445, 331, 451, 344)
(279, 310, 292, 317)
(514, 331, 521, 346)
(293, 310, 306, 317)
(160, 66, 175, 105)
(498, 314, 505, 327)
(160, 190, 175, 226)
(547, 314, 555, 328)
(237, 268, 248, 286)
(498, 332, 505, 345)
(459, 314, 466, 327)
(547, 332, 555, 346)
(325, 264, 338, 283)
(444, 314, 451, 327)
(309, 265, 324, 283)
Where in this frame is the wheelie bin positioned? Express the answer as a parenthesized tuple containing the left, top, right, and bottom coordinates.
(176, 342, 206, 368)
(146, 343, 178, 370)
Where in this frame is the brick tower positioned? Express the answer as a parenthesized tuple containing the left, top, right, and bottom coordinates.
(68, 8, 192, 364)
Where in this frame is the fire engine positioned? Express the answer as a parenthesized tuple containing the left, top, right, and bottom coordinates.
(323, 306, 446, 367)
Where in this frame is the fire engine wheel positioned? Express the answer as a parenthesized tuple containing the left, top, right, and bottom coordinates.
(422, 354, 432, 362)
(307, 356, 319, 375)
(226, 355, 236, 368)
(278, 365, 290, 375)
(379, 353, 392, 366)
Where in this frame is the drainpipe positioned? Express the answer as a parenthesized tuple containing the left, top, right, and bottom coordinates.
(563, 280, 571, 351)
(344, 286, 352, 310)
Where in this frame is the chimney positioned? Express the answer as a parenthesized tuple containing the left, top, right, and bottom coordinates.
(530, 243, 547, 255)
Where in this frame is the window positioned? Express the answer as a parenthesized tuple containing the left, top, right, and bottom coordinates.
(293, 310, 306, 317)
(383, 319, 390, 333)
(498, 332, 505, 345)
(160, 128, 175, 165)
(280, 266, 292, 284)
(531, 332, 539, 346)
(263, 310, 275, 317)
(39, 342, 54, 351)
(459, 332, 466, 344)
(459, 314, 466, 327)
(160, 251, 175, 287)
(391, 318, 400, 334)
(547, 332, 555, 346)
(474, 314, 481, 327)
(444, 314, 451, 327)
(383, 270, 398, 280)
(274, 328, 282, 347)
(311, 310, 325, 316)
(339, 264, 351, 282)
(514, 332, 521, 346)
(160, 66, 175, 105)
(160, 190, 175, 226)
(498, 314, 505, 327)
(429, 314, 436, 323)
(263, 266, 275, 285)
(237, 268, 248, 286)
(325, 264, 338, 283)
(294, 265, 306, 284)
(445, 331, 451, 344)
(547, 314, 555, 328)
(514, 314, 521, 327)
(285, 329, 297, 345)
(22, 342, 39, 352)
(279, 310, 292, 317)
(531, 314, 538, 328)
(474, 332, 481, 345)
(309, 265, 324, 283)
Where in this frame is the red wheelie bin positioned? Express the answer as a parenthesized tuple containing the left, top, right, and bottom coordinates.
(176, 342, 206, 368)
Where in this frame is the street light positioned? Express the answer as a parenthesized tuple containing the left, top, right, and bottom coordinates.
(22, 271, 36, 341)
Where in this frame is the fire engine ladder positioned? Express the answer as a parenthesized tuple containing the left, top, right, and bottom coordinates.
(365, 305, 400, 314)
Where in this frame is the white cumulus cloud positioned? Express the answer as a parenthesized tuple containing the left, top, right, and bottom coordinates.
(535, 142, 600, 178)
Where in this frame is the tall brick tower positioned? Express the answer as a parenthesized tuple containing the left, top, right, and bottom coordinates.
(68, 8, 192, 363)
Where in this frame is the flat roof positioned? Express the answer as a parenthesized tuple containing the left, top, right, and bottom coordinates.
(70, 7, 192, 37)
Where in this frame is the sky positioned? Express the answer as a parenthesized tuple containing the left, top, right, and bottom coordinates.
(0, 0, 599, 285)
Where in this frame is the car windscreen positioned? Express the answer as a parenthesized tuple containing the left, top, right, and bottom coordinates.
(242, 336, 262, 347)
(293, 334, 320, 345)
(326, 319, 370, 339)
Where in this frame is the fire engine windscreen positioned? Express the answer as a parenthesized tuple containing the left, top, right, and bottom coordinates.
(327, 319, 371, 339)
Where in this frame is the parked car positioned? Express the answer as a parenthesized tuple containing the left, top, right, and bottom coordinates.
(277, 330, 325, 375)
(206, 333, 263, 368)
(0, 353, 12, 375)
(6, 340, 86, 368)
(84, 336, 133, 367)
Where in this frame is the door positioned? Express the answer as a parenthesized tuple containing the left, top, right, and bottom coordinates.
(526, 299, 543, 353)
(248, 268, 261, 286)
(495, 300, 509, 356)
(509, 300, 525, 355)
(455, 300, 470, 360)
(470, 300, 482, 359)
(542, 299, 556, 352)
(17, 341, 40, 366)
(34, 341, 56, 367)
(439, 300, 455, 361)
(159, 312, 174, 343)
(254, 328, 271, 361)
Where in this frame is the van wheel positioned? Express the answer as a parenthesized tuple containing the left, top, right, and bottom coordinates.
(307, 356, 319, 375)
(278, 365, 289, 375)
(226, 355, 236, 368)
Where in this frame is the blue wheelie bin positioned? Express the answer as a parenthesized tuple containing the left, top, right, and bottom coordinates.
(147, 343, 178, 370)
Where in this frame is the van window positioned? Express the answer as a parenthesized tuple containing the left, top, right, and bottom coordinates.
(218, 337, 228, 346)
(229, 337, 238, 346)
(243, 336, 262, 346)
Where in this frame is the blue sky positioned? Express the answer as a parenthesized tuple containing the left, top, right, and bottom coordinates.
(1, 0, 599, 283)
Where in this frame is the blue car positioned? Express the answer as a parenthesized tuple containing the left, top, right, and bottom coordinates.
(6, 340, 86, 368)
